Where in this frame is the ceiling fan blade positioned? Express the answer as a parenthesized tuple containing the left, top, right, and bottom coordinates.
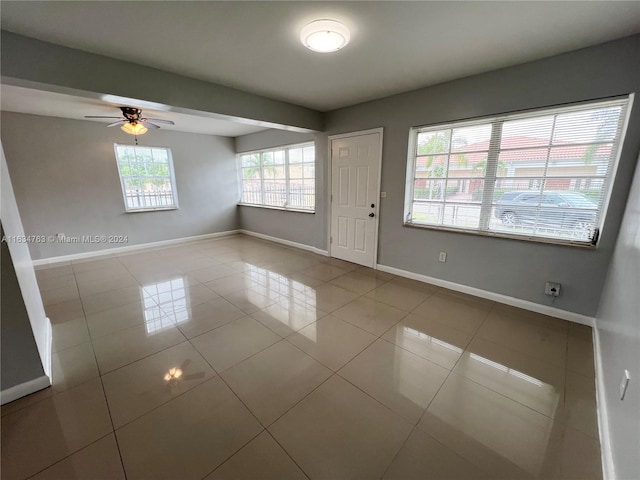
(145, 118, 175, 125)
(84, 116, 123, 119)
(140, 120, 160, 129)
(107, 120, 127, 127)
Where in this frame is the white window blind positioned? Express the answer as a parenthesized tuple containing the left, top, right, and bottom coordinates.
(239, 142, 315, 211)
(405, 96, 631, 245)
(114, 144, 178, 212)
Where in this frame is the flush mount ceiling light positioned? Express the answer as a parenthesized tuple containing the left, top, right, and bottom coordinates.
(300, 19, 350, 53)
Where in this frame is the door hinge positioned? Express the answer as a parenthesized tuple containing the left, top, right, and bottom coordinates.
(331, 194, 333, 202)
(330, 236, 333, 244)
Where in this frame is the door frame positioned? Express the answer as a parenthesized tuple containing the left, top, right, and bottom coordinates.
(327, 127, 384, 269)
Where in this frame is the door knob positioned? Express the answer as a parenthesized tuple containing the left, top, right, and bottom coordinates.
(369, 213, 375, 217)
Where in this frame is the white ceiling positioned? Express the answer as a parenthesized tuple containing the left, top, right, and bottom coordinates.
(0, 85, 269, 137)
(2, 1, 639, 112)
(2, 1, 640, 117)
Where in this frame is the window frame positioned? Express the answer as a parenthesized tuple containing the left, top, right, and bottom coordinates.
(237, 142, 316, 213)
(403, 95, 633, 248)
(114, 144, 179, 213)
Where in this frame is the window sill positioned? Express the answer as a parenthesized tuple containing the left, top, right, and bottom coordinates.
(238, 203, 315, 214)
(403, 221, 597, 249)
(125, 207, 179, 213)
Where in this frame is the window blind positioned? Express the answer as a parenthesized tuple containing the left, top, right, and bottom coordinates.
(405, 96, 631, 245)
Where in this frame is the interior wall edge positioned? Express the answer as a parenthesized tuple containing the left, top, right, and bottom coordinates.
(1, 143, 51, 379)
(593, 325, 616, 480)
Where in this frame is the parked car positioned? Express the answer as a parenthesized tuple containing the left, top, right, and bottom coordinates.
(494, 190, 597, 238)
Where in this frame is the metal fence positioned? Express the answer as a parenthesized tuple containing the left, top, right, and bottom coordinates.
(125, 190, 175, 209)
(242, 183, 314, 209)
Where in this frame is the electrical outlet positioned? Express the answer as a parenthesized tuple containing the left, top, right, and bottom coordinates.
(439, 252, 447, 263)
(544, 282, 561, 296)
(620, 370, 630, 401)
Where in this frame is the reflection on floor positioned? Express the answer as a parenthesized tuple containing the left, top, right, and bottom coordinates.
(1, 234, 602, 479)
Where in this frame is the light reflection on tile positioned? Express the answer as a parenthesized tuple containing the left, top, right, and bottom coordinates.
(142, 277, 190, 333)
(102, 342, 216, 428)
(382, 314, 470, 370)
(287, 315, 376, 371)
(92, 324, 185, 374)
(339, 339, 449, 424)
(191, 316, 281, 372)
(168, 297, 247, 339)
(453, 337, 564, 418)
(223, 288, 280, 314)
(251, 302, 327, 337)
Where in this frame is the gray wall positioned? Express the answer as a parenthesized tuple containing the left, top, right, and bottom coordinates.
(595, 152, 640, 480)
(1, 112, 239, 260)
(1, 31, 322, 132)
(1, 224, 45, 390)
(235, 130, 327, 249)
(237, 34, 640, 316)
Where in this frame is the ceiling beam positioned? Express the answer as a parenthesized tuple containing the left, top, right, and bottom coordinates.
(0, 31, 324, 133)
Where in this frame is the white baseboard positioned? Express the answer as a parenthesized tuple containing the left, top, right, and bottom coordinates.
(239, 229, 329, 256)
(32, 230, 240, 267)
(593, 325, 615, 480)
(376, 264, 594, 326)
(1, 375, 51, 406)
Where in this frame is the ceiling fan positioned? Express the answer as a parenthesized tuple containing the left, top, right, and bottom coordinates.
(85, 107, 175, 135)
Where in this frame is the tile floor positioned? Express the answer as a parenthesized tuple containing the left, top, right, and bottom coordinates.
(1, 234, 602, 480)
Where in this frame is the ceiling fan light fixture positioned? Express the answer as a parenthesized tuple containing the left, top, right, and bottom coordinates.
(300, 19, 350, 53)
(121, 122, 148, 135)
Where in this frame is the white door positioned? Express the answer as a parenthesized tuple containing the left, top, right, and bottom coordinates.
(330, 130, 382, 268)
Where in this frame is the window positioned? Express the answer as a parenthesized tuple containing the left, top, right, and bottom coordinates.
(404, 96, 631, 245)
(114, 144, 178, 212)
(239, 142, 315, 212)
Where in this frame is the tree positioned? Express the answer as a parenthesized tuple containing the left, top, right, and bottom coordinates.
(584, 107, 620, 164)
(472, 159, 508, 177)
(416, 130, 470, 200)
